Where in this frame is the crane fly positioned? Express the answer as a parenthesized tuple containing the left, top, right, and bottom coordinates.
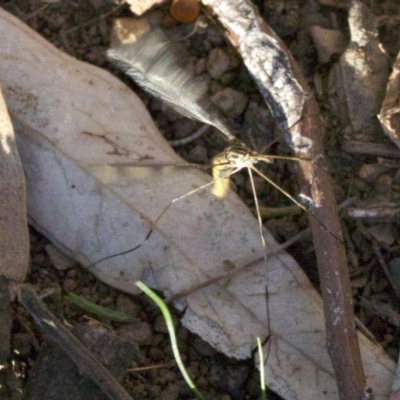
(86, 133, 325, 368)
(94, 24, 342, 370)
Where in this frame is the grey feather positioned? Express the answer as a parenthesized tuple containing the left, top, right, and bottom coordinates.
(107, 28, 236, 142)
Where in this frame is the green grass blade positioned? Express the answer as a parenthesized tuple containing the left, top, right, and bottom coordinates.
(67, 292, 135, 323)
(135, 281, 206, 400)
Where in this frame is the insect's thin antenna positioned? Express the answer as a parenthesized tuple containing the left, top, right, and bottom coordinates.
(259, 135, 282, 155)
(168, 124, 211, 147)
(247, 166, 271, 365)
(258, 116, 305, 155)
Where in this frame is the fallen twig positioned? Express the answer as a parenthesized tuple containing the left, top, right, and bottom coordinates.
(19, 285, 133, 400)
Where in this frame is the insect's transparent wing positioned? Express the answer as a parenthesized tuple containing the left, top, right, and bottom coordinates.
(86, 162, 211, 188)
(107, 27, 236, 142)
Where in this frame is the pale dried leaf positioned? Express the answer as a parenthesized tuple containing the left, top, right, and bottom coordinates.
(0, 8, 395, 400)
(389, 352, 400, 400)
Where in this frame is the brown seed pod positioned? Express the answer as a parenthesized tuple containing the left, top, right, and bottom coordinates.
(170, 0, 200, 23)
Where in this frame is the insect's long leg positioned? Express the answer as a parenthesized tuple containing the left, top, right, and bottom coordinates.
(247, 166, 271, 363)
(145, 165, 243, 241)
(251, 164, 344, 244)
(88, 164, 244, 268)
(250, 165, 308, 211)
(86, 244, 142, 268)
(247, 167, 267, 253)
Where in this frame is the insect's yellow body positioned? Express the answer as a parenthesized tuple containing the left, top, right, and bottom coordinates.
(211, 140, 274, 199)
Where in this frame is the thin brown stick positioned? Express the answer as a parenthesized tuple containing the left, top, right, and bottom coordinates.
(19, 285, 133, 400)
(202, 1, 367, 398)
(166, 228, 310, 303)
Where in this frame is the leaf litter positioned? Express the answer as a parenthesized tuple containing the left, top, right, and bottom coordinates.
(0, 0, 400, 398)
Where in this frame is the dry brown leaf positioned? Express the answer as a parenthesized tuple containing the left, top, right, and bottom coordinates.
(0, 83, 29, 282)
(0, 74, 29, 370)
(329, 1, 390, 136)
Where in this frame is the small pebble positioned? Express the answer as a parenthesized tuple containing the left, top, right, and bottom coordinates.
(161, 383, 179, 400)
(367, 224, 395, 246)
(186, 361, 200, 378)
(33, 254, 46, 265)
(147, 385, 162, 398)
(80, 287, 91, 297)
(211, 88, 248, 117)
(207, 48, 231, 80)
(116, 293, 141, 317)
(228, 52, 240, 69)
(206, 27, 226, 47)
(196, 375, 209, 389)
(62, 278, 78, 292)
(55, 15, 67, 28)
(219, 71, 237, 86)
(116, 322, 153, 346)
(151, 333, 164, 347)
(208, 363, 250, 393)
(176, 326, 189, 341)
(192, 335, 217, 357)
(202, 39, 213, 52)
(209, 80, 224, 95)
(358, 163, 389, 182)
(170, 0, 200, 23)
(310, 26, 347, 64)
(131, 382, 146, 396)
(66, 268, 77, 278)
(154, 314, 169, 333)
(99, 295, 113, 306)
(157, 369, 177, 384)
(375, 174, 392, 195)
(148, 347, 164, 361)
(171, 118, 200, 140)
(188, 145, 208, 163)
